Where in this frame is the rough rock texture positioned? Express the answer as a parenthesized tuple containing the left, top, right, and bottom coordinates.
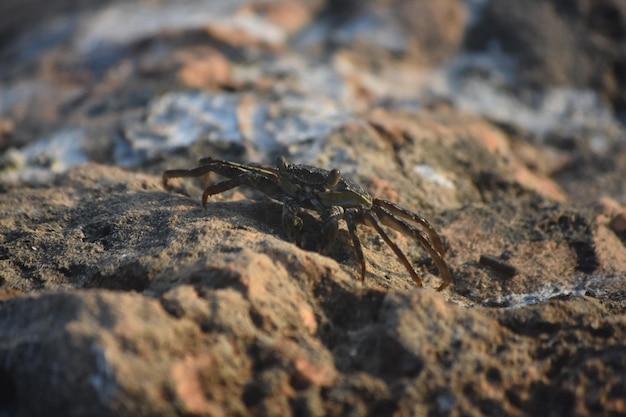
(1, 1, 626, 416)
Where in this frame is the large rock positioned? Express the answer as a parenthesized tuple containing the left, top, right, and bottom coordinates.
(1, 107, 626, 415)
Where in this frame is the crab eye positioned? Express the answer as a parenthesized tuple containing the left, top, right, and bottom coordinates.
(276, 156, 290, 173)
(326, 168, 341, 188)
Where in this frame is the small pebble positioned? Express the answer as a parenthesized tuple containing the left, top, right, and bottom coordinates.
(479, 254, 517, 278)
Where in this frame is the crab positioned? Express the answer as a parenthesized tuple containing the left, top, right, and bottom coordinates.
(162, 156, 452, 290)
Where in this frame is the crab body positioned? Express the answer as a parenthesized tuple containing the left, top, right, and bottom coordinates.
(163, 156, 451, 290)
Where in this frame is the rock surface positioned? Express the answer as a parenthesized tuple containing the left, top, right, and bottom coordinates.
(1, 1, 626, 416)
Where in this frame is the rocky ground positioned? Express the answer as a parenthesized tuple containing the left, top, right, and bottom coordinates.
(1, 1, 626, 416)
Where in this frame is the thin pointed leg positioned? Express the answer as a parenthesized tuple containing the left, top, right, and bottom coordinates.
(320, 206, 344, 253)
(163, 159, 284, 198)
(373, 205, 451, 291)
(345, 210, 366, 280)
(364, 212, 424, 288)
(282, 196, 303, 244)
(373, 199, 445, 257)
(163, 165, 218, 189)
(164, 158, 286, 207)
(201, 174, 255, 207)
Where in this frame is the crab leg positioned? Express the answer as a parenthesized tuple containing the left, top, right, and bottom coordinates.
(373, 198, 445, 257)
(162, 165, 216, 188)
(163, 159, 285, 203)
(345, 210, 367, 280)
(372, 205, 451, 291)
(163, 158, 279, 188)
(282, 196, 304, 243)
(363, 212, 424, 288)
(320, 206, 344, 251)
(201, 173, 268, 207)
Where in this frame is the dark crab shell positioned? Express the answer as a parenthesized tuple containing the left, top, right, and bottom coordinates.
(275, 156, 373, 210)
